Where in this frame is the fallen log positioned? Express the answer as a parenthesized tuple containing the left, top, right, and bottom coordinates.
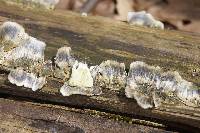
(1, 98, 169, 133)
(0, 1, 200, 132)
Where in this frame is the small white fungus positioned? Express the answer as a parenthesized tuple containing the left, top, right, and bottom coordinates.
(127, 11, 164, 29)
(81, 12, 88, 17)
(93, 60, 127, 90)
(6, 36, 46, 61)
(0, 21, 46, 66)
(0, 21, 29, 45)
(68, 62, 93, 88)
(55, 46, 75, 69)
(8, 68, 46, 91)
(60, 83, 93, 96)
(125, 61, 200, 109)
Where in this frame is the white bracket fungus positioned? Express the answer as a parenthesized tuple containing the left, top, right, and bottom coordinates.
(0, 21, 46, 91)
(54, 46, 76, 80)
(60, 62, 102, 96)
(60, 83, 102, 97)
(92, 60, 127, 90)
(68, 62, 93, 88)
(0, 22, 46, 67)
(127, 11, 164, 29)
(81, 12, 88, 17)
(0, 21, 29, 45)
(125, 61, 200, 109)
(8, 68, 46, 91)
(55, 46, 75, 69)
(0, 21, 200, 109)
(6, 36, 46, 66)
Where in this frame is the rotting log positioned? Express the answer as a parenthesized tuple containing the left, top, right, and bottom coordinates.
(0, 1, 200, 133)
(0, 98, 169, 133)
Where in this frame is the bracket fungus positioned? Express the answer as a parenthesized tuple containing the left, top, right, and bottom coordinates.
(68, 62, 93, 88)
(127, 11, 164, 29)
(60, 83, 102, 97)
(60, 62, 102, 96)
(0, 21, 46, 91)
(0, 22, 46, 68)
(125, 61, 200, 109)
(91, 60, 127, 90)
(0, 21, 200, 110)
(55, 46, 76, 69)
(8, 68, 46, 91)
(0, 21, 28, 46)
(6, 36, 46, 67)
(54, 46, 76, 80)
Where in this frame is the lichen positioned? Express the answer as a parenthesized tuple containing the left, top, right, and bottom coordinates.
(127, 11, 164, 29)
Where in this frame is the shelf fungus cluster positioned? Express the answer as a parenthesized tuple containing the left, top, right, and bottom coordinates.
(90, 60, 127, 90)
(127, 11, 164, 29)
(125, 61, 200, 109)
(0, 21, 200, 109)
(0, 21, 46, 91)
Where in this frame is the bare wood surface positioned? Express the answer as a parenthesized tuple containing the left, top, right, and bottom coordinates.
(1, 98, 171, 133)
(0, 1, 200, 132)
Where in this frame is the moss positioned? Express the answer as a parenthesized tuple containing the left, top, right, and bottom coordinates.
(83, 109, 165, 128)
